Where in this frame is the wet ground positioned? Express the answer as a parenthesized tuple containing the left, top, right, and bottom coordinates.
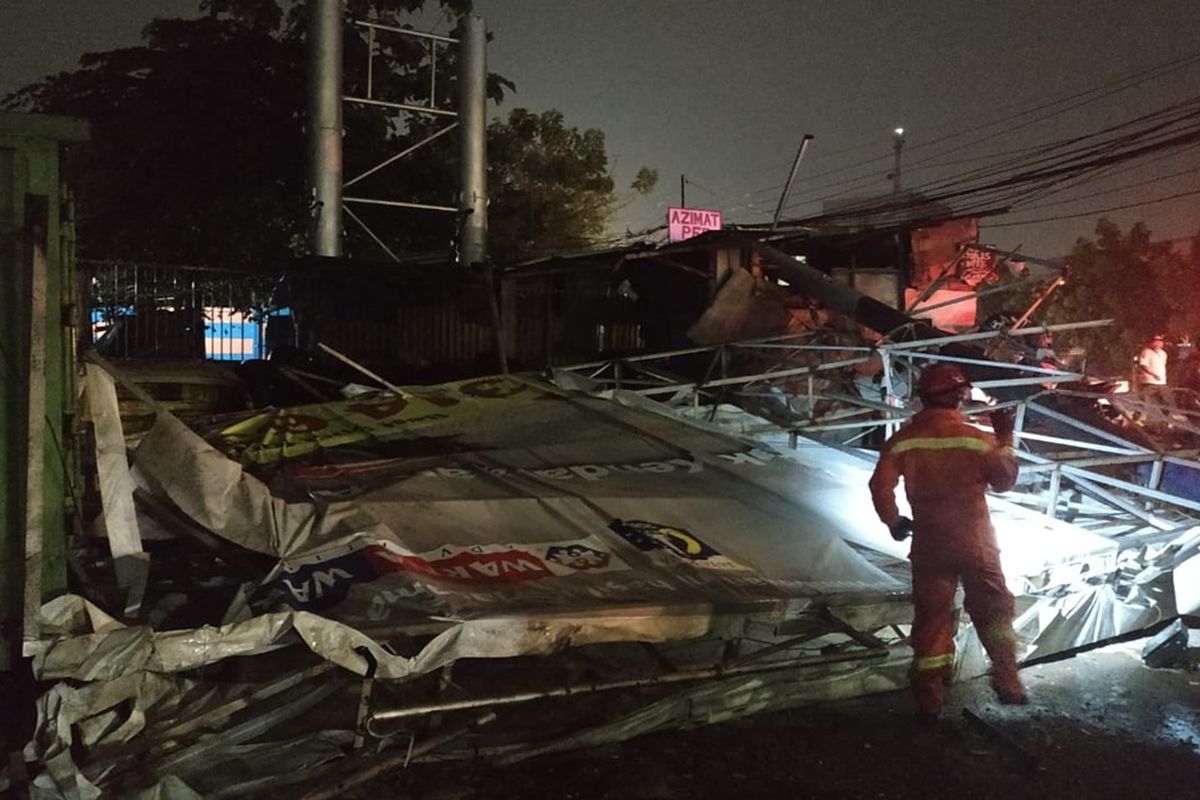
(369, 639, 1200, 800)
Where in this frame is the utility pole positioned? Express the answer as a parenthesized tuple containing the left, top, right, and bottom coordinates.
(457, 15, 488, 265)
(891, 127, 905, 194)
(680, 175, 686, 206)
(769, 133, 814, 234)
(308, 0, 344, 257)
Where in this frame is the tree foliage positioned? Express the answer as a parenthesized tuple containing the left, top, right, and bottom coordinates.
(5, 3, 309, 265)
(485, 109, 658, 263)
(630, 166, 659, 196)
(487, 109, 614, 263)
(2, 0, 639, 266)
(1039, 218, 1200, 374)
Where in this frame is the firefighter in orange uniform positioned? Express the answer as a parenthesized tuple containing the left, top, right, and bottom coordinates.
(869, 363, 1027, 721)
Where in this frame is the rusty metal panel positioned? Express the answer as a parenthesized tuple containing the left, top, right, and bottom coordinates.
(320, 285, 496, 373)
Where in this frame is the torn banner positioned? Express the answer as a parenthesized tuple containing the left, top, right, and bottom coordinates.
(15, 377, 1176, 800)
(134, 390, 905, 630)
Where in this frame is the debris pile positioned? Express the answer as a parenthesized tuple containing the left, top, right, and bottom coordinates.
(8, 332, 1198, 798)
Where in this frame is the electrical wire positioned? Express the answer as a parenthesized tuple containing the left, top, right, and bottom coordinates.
(681, 176, 721, 200)
(621, 51, 1200, 245)
(717, 49, 1200, 219)
(762, 98, 1200, 229)
(980, 187, 1200, 227)
(789, 95, 1200, 218)
(1008, 140, 1200, 211)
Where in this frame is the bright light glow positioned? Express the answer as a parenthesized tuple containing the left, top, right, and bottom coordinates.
(894, 127, 905, 136)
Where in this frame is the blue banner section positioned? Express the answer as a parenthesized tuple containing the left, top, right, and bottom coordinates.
(273, 550, 376, 612)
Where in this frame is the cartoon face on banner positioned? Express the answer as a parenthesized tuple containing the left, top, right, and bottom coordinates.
(545, 544, 611, 571)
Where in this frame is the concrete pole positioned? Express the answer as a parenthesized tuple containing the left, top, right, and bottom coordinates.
(308, 0, 343, 257)
(891, 127, 905, 194)
(458, 15, 488, 265)
(769, 133, 814, 234)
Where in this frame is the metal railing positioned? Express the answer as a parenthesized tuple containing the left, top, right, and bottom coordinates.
(549, 320, 1200, 537)
(83, 261, 285, 362)
(81, 261, 641, 369)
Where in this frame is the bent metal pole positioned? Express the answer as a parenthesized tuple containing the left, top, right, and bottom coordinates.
(366, 646, 888, 731)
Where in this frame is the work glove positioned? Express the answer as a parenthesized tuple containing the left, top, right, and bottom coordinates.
(990, 408, 1016, 439)
(888, 517, 913, 542)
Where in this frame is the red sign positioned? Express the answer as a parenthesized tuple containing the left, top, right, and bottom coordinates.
(668, 207, 723, 243)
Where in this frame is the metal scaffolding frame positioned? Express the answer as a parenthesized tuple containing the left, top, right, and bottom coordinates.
(341, 16, 488, 263)
(550, 321, 1200, 543)
(26, 322, 1198, 795)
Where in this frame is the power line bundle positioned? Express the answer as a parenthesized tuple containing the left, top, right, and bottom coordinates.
(678, 49, 1200, 234)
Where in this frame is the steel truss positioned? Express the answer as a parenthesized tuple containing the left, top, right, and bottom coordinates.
(342, 20, 465, 260)
(550, 321, 1200, 543)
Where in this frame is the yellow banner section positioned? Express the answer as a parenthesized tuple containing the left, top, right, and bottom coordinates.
(210, 376, 549, 465)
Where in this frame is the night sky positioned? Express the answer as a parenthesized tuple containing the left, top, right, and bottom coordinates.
(4, 0, 1200, 258)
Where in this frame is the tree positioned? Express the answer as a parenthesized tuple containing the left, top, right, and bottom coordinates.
(5, 3, 305, 265)
(487, 109, 604, 263)
(1, 0, 506, 266)
(486, 109, 658, 263)
(4, 1, 647, 267)
(1039, 218, 1200, 374)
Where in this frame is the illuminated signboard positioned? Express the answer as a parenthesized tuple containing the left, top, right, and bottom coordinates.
(667, 207, 723, 243)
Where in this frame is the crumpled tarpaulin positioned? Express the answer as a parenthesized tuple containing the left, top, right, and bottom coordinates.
(31, 594, 715, 683)
(25, 668, 198, 800)
(22, 641, 348, 800)
(14, 377, 1179, 799)
(134, 392, 906, 627)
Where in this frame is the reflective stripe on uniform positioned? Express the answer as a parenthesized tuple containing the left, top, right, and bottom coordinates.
(890, 436, 990, 455)
(914, 652, 955, 671)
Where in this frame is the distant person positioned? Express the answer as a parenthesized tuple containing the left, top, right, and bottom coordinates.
(868, 363, 1026, 723)
(1135, 333, 1168, 402)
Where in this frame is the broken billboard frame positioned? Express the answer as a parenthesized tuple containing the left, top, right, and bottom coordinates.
(551, 318, 1200, 630)
(9, 323, 1198, 799)
(14, 366, 920, 798)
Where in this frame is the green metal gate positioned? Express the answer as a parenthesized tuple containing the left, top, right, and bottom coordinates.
(0, 112, 89, 669)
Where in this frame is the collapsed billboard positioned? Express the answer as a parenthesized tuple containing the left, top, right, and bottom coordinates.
(15, 373, 1159, 799)
(135, 377, 906, 632)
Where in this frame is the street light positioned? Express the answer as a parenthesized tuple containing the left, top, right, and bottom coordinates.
(892, 126, 906, 193)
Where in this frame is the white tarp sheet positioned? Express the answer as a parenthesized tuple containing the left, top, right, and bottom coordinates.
(125, 383, 1133, 665)
(133, 393, 905, 629)
(83, 364, 144, 560)
(14, 381, 1185, 800)
(31, 594, 714, 683)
